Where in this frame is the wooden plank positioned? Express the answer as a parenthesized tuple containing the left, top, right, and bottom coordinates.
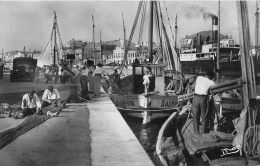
(209, 157, 247, 166)
(182, 120, 233, 154)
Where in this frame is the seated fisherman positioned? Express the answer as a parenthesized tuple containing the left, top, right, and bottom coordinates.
(42, 85, 62, 117)
(165, 77, 183, 95)
(165, 78, 176, 91)
(16, 90, 42, 118)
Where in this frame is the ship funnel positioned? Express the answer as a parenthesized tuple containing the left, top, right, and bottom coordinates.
(212, 16, 218, 43)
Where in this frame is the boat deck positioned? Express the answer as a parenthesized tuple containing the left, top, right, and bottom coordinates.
(182, 119, 234, 155)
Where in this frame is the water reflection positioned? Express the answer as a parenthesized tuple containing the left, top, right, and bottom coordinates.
(121, 114, 166, 164)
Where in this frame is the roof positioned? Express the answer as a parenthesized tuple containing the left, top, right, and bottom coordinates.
(13, 57, 37, 61)
(132, 63, 165, 68)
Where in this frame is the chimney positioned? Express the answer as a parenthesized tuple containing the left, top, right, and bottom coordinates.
(212, 16, 218, 43)
(197, 33, 201, 45)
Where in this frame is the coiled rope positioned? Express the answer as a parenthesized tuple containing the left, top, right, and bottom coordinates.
(244, 105, 260, 160)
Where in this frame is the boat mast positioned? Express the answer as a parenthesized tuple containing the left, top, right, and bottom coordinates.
(237, 1, 257, 106)
(236, 1, 257, 155)
(122, 12, 127, 65)
(148, 1, 154, 63)
(53, 11, 58, 66)
(255, 1, 259, 57)
(100, 30, 102, 63)
(175, 14, 178, 75)
(174, 15, 178, 50)
(92, 15, 96, 65)
(217, 0, 220, 83)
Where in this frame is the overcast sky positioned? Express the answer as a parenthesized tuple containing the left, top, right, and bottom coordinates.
(0, 0, 257, 52)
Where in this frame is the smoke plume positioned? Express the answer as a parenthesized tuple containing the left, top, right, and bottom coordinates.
(184, 5, 217, 20)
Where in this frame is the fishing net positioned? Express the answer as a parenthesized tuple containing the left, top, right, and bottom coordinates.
(0, 115, 51, 149)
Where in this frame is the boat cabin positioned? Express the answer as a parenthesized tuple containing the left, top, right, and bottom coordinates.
(132, 63, 165, 95)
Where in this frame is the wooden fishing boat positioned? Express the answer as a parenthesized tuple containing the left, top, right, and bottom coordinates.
(154, 94, 249, 166)
(154, 1, 260, 165)
(110, 63, 182, 125)
(107, 1, 183, 125)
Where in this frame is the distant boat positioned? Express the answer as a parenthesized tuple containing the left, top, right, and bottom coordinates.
(179, 16, 260, 80)
(37, 12, 64, 69)
(35, 12, 74, 82)
(107, 1, 183, 125)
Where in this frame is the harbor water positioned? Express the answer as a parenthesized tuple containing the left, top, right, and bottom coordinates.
(120, 114, 167, 165)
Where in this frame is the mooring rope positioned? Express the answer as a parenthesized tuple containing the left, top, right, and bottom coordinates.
(244, 105, 260, 160)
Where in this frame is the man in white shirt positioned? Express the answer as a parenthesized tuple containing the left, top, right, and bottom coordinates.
(192, 70, 215, 134)
(42, 85, 62, 117)
(18, 90, 42, 118)
(92, 63, 107, 97)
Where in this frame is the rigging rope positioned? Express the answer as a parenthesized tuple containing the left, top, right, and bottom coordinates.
(124, 0, 143, 64)
(154, 1, 163, 62)
(163, 1, 175, 45)
(138, 1, 147, 46)
(39, 27, 54, 63)
(56, 21, 64, 49)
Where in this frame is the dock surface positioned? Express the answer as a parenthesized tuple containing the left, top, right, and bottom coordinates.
(0, 81, 155, 166)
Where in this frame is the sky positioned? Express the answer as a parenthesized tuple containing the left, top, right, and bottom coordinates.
(0, 0, 258, 52)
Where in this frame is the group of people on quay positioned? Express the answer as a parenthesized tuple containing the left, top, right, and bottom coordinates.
(42, 59, 122, 100)
(13, 85, 63, 119)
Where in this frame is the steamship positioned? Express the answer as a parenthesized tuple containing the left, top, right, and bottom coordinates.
(179, 16, 242, 78)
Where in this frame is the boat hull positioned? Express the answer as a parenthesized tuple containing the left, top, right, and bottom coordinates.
(110, 94, 180, 124)
(117, 107, 176, 120)
(154, 98, 250, 166)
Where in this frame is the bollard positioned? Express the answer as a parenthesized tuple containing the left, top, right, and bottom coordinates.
(69, 84, 78, 96)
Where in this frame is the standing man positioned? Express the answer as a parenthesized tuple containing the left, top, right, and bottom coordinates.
(17, 90, 42, 118)
(92, 63, 107, 97)
(87, 60, 95, 91)
(42, 85, 62, 117)
(80, 63, 91, 100)
(192, 70, 215, 134)
(44, 66, 53, 84)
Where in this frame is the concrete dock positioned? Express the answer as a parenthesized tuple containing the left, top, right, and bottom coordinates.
(0, 79, 155, 166)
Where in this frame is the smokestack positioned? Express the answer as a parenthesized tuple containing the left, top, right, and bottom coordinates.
(212, 16, 218, 43)
(197, 33, 201, 45)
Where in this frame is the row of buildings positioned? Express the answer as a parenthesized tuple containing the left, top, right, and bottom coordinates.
(1, 38, 156, 68)
(63, 39, 152, 66)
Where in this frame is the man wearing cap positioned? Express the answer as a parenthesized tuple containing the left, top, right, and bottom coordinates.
(42, 85, 62, 117)
(92, 63, 107, 97)
(112, 69, 121, 84)
(17, 90, 42, 118)
(192, 70, 215, 134)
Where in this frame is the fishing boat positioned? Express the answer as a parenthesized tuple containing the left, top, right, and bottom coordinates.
(35, 12, 75, 82)
(154, 1, 260, 165)
(108, 1, 182, 125)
